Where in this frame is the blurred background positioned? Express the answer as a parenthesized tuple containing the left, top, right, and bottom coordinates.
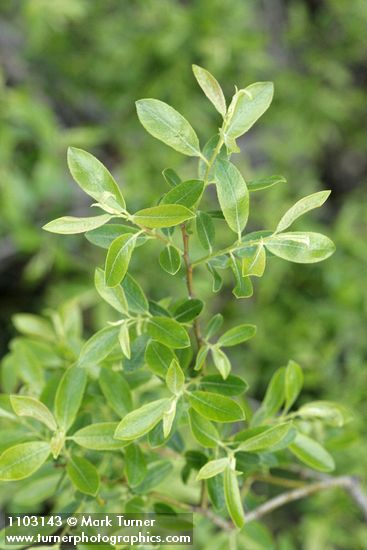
(0, 0, 366, 547)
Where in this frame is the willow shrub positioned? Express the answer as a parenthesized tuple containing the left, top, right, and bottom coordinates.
(0, 66, 347, 537)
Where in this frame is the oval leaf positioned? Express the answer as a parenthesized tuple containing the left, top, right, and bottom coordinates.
(78, 325, 119, 367)
(238, 423, 293, 452)
(224, 466, 245, 529)
(54, 366, 87, 431)
(188, 391, 245, 423)
(218, 324, 257, 347)
(43, 214, 111, 235)
(0, 442, 50, 481)
(174, 299, 203, 323)
(162, 179, 204, 208)
(115, 398, 171, 440)
(71, 422, 126, 450)
(10, 395, 57, 432)
(99, 368, 132, 417)
(289, 433, 335, 472)
(166, 360, 185, 395)
(196, 211, 215, 252)
(192, 65, 226, 117)
(226, 82, 274, 140)
(212, 347, 231, 379)
(215, 160, 249, 237)
(145, 341, 176, 378)
(188, 409, 219, 448)
(132, 204, 194, 228)
(159, 246, 181, 275)
(197, 458, 229, 480)
(147, 317, 190, 349)
(122, 273, 149, 314)
(200, 374, 249, 396)
(265, 232, 335, 264)
(276, 190, 331, 233)
(94, 268, 128, 314)
(105, 233, 136, 287)
(284, 360, 303, 412)
(136, 99, 201, 157)
(67, 454, 100, 496)
(67, 147, 125, 209)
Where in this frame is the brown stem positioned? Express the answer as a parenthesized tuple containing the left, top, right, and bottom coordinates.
(246, 475, 367, 524)
(181, 223, 202, 348)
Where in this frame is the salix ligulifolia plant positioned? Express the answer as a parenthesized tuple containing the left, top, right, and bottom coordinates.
(1, 66, 357, 539)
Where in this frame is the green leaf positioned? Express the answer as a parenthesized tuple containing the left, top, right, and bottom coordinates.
(200, 374, 249, 396)
(105, 233, 136, 287)
(13, 341, 44, 390)
(71, 422, 126, 450)
(198, 135, 228, 180)
(265, 232, 335, 263)
(12, 314, 55, 342)
(194, 345, 209, 371)
(0, 442, 50, 481)
(67, 454, 100, 496)
(207, 263, 223, 293)
(122, 273, 149, 314)
(211, 347, 231, 379)
(225, 82, 274, 140)
(188, 409, 219, 448)
(124, 444, 147, 486)
(296, 401, 349, 427)
(54, 366, 87, 431)
(162, 168, 181, 187)
(132, 204, 194, 228)
(215, 160, 249, 237)
(133, 460, 173, 494)
(289, 433, 335, 472)
(78, 325, 119, 367)
(241, 243, 266, 277)
(205, 314, 224, 339)
(196, 211, 215, 252)
(10, 395, 57, 432)
(224, 466, 245, 529)
(159, 246, 181, 275)
(237, 423, 293, 452)
(284, 360, 303, 412)
(163, 400, 177, 438)
(218, 324, 257, 347)
(197, 458, 229, 481)
(86, 223, 140, 249)
(162, 180, 204, 208)
(145, 341, 176, 378)
(192, 65, 226, 117)
(118, 323, 131, 359)
(99, 368, 132, 417)
(251, 367, 285, 426)
(247, 175, 286, 192)
(174, 299, 203, 323)
(124, 334, 149, 374)
(230, 257, 253, 299)
(43, 214, 111, 235)
(276, 190, 331, 233)
(188, 391, 245, 423)
(147, 317, 190, 349)
(115, 398, 171, 440)
(166, 360, 185, 395)
(136, 98, 201, 157)
(67, 147, 125, 210)
(94, 268, 128, 314)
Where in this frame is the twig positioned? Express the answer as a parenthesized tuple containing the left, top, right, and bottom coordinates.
(181, 223, 202, 348)
(246, 475, 367, 523)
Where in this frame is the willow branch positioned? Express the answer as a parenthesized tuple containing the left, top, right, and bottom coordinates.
(246, 475, 367, 524)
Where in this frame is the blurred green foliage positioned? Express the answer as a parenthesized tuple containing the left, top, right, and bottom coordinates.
(1, 0, 366, 547)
